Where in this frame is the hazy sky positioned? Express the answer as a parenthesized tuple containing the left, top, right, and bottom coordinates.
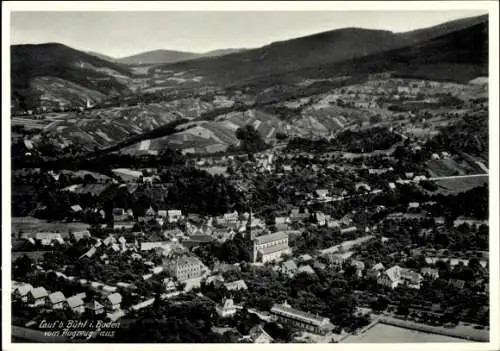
(11, 10, 487, 58)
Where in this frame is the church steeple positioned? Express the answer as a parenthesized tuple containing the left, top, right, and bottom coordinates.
(246, 209, 254, 240)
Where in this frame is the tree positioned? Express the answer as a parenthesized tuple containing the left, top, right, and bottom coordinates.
(235, 125, 268, 153)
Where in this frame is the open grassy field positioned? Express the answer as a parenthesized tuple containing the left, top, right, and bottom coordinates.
(342, 323, 468, 343)
(11, 217, 90, 238)
(433, 175, 488, 194)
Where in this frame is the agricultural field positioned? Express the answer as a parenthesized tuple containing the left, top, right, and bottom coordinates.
(426, 157, 481, 178)
(11, 217, 90, 238)
(342, 323, 470, 343)
(432, 175, 488, 195)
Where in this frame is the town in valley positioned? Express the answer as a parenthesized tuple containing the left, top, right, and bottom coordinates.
(9, 9, 491, 344)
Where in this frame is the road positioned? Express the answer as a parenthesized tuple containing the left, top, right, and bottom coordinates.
(428, 174, 488, 181)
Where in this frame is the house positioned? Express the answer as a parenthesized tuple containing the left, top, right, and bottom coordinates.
(85, 299, 105, 315)
(104, 293, 122, 311)
(355, 182, 371, 192)
(448, 278, 466, 289)
(167, 210, 183, 223)
(413, 175, 427, 183)
(66, 293, 86, 314)
(315, 189, 329, 200)
(224, 279, 248, 291)
(453, 218, 488, 228)
(313, 261, 327, 271)
(131, 253, 142, 261)
(70, 204, 83, 213)
(289, 208, 310, 222)
(377, 265, 423, 289)
(150, 266, 164, 275)
(275, 216, 291, 231)
(205, 274, 225, 286)
(28, 287, 49, 306)
(72, 230, 91, 242)
(186, 213, 202, 224)
(164, 228, 184, 239)
(325, 253, 345, 268)
(118, 236, 127, 250)
(116, 282, 134, 290)
(158, 210, 168, 218)
(421, 267, 439, 280)
(270, 302, 334, 335)
(279, 260, 298, 277)
(216, 298, 237, 318)
(13, 283, 33, 302)
(405, 172, 414, 179)
(431, 153, 441, 160)
(408, 202, 420, 210)
(299, 254, 313, 262)
(212, 229, 235, 243)
(327, 219, 341, 228)
(102, 285, 117, 294)
(48, 291, 66, 309)
(315, 212, 328, 226)
(297, 265, 315, 275)
(351, 260, 365, 277)
(388, 182, 396, 190)
(140, 241, 172, 252)
(109, 244, 121, 253)
(130, 298, 155, 312)
(163, 278, 177, 292)
(32, 232, 64, 246)
(103, 235, 117, 246)
(248, 325, 274, 343)
(340, 226, 357, 235)
(112, 208, 127, 222)
(145, 206, 156, 217)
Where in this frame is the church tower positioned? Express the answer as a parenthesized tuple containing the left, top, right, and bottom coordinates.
(246, 209, 255, 240)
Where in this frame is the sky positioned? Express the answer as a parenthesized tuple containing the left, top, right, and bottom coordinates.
(10, 10, 487, 58)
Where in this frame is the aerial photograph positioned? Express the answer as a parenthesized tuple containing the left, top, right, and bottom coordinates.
(5, 2, 495, 346)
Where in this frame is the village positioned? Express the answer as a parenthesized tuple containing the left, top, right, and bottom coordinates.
(11, 127, 490, 343)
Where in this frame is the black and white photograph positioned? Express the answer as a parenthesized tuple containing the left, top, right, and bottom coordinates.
(2, 1, 499, 349)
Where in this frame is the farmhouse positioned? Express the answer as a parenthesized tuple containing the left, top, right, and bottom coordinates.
(28, 287, 48, 306)
(66, 293, 86, 314)
(48, 291, 66, 309)
(13, 283, 33, 302)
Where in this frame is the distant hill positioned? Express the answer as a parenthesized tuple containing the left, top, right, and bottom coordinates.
(160, 27, 406, 85)
(159, 14, 488, 86)
(11, 43, 133, 110)
(201, 48, 246, 58)
(87, 51, 118, 62)
(295, 18, 488, 84)
(116, 49, 200, 65)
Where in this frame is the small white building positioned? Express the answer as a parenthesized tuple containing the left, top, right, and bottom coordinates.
(216, 298, 237, 318)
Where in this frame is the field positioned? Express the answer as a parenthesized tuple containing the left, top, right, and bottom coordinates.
(12, 251, 54, 261)
(427, 159, 467, 177)
(11, 217, 90, 238)
(342, 323, 468, 343)
(432, 175, 488, 194)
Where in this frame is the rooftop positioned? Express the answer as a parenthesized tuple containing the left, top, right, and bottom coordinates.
(271, 303, 330, 327)
(254, 232, 289, 245)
